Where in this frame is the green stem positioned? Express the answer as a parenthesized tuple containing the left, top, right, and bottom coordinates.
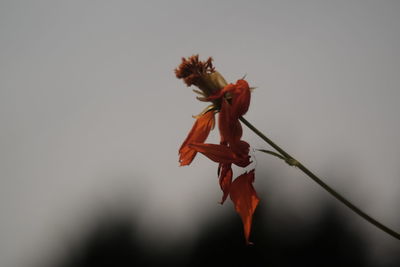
(240, 116, 400, 240)
(257, 149, 287, 161)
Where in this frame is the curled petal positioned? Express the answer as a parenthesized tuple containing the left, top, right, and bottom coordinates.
(179, 111, 215, 166)
(230, 140, 251, 167)
(218, 163, 232, 204)
(229, 170, 259, 244)
(231, 140, 250, 158)
(188, 143, 237, 164)
(190, 142, 251, 167)
(211, 79, 251, 117)
(230, 79, 251, 118)
(218, 99, 243, 144)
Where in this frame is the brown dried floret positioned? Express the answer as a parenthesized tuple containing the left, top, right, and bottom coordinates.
(175, 55, 227, 97)
(175, 55, 214, 87)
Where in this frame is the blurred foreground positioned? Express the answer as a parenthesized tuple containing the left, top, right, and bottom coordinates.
(53, 204, 399, 267)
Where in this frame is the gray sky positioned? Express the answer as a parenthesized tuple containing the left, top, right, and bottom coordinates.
(1, 1, 400, 266)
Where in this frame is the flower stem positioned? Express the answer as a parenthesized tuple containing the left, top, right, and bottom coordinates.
(239, 116, 400, 240)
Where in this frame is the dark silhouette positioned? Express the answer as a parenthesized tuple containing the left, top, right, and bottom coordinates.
(57, 204, 398, 267)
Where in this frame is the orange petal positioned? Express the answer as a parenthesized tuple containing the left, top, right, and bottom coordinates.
(218, 163, 232, 204)
(231, 79, 251, 118)
(218, 99, 243, 144)
(229, 170, 259, 244)
(230, 140, 251, 167)
(231, 140, 250, 157)
(190, 142, 251, 167)
(179, 111, 215, 166)
(188, 143, 237, 164)
(204, 83, 231, 101)
(208, 79, 251, 119)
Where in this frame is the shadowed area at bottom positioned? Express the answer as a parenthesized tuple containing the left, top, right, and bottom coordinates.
(54, 203, 400, 267)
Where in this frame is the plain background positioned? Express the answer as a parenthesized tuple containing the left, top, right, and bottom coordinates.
(1, 1, 400, 266)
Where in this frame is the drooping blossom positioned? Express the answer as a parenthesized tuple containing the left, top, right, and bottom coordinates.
(175, 55, 259, 244)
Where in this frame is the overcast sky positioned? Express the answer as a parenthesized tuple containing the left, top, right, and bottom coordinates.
(1, 1, 400, 266)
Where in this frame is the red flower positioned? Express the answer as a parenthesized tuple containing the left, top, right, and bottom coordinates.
(176, 55, 259, 244)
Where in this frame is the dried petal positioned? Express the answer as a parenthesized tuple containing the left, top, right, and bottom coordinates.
(179, 111, 215, 166)
(230, 140, 251, 168)
(218, 99, 243, 144)
(231, 140, 250, 158)
(188, 143, 238, 164)
(229, 170, 259, 244)
(218, 163, 232, 204)
(230, 79, 251, 118)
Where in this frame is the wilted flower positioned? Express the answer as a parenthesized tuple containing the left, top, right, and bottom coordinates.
(175, 55, 259, 244)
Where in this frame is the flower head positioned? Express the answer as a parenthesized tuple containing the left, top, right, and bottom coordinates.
(175, 55, 227, 99)
(176, 55, 259, 244)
